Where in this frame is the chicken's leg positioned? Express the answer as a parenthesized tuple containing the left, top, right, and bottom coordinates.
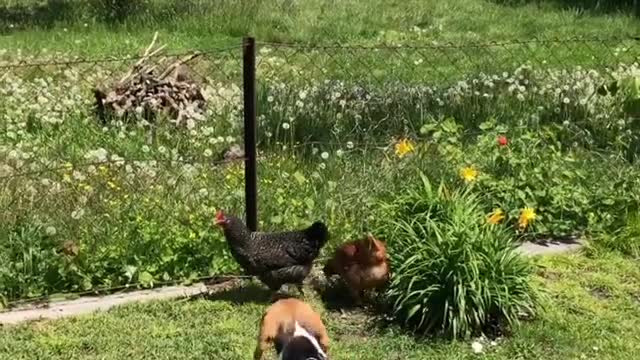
(348, 286, 363, 306)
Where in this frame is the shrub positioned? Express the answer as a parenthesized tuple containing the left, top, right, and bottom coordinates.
(377, 173, 540, 338)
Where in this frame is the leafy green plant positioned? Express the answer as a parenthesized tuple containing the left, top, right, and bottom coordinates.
(377, 173, 540, 338)
(593, 211, 640, 258)
(419, 116, 640, 241)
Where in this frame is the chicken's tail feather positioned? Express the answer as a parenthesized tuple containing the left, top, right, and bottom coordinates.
(306, 221, 329, 249)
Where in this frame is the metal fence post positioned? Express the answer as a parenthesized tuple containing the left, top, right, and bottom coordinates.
(243, 37, 258, 231)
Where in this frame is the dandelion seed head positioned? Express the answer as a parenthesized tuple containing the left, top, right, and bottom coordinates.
(43, 225, 58, 236)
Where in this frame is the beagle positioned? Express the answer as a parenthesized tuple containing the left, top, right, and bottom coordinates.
(254, 298, 329, 360)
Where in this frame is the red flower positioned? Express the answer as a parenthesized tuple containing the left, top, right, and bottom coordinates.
(497, 135, 508, 146)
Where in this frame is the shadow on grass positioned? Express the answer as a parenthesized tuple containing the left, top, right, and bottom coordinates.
(489, 0, 639, 16)
(318, 278, 390, 320)
(317, 280, 398, 340)
(196, 280, 274, 305)
(317, 279, 361, 311)
(0, 0, 74, 31)
(0, 0, 168, 32)
(529, 234, 583, 247)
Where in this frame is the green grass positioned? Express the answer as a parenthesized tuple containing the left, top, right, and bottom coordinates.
(0, 0, 638, 57)
(1, 1, 640, 356)
(0, 253, 639, 359)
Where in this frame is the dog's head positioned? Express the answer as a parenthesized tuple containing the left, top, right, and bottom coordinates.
(275, 321, 327, 360)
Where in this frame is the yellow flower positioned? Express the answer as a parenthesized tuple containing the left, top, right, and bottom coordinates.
(459, 166, 478, 182)
(487, 208, 505, 225)
(518, 207, 537, 230)
(395, 138, 415, 158)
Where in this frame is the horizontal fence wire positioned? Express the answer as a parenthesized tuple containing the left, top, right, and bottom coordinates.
(258, 36, 640, 48)
(0, 157, 246, 180)
(255, 36, 640, 87)
(2, 36, 640, 307)
(0, 45, 245, 69)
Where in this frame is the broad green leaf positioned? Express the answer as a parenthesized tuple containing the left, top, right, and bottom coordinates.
(138, 271, 154, 287)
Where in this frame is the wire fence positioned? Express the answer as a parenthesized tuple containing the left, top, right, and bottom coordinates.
(1, 36, 639, 308)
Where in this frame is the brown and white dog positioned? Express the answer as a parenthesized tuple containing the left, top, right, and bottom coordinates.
(254, 298, 329, 360)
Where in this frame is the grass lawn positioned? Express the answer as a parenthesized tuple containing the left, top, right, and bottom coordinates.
(1, 253, 639, 360)
(2, 1, 640, 359)
(1, 0, 638, 57)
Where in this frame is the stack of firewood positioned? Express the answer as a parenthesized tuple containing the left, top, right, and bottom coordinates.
(94, 32, 207, 126)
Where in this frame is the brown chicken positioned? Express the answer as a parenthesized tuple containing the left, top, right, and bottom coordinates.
(323, 233, 390, 305)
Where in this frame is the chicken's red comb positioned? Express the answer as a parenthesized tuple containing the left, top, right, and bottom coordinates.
(215, 210, 225, 221)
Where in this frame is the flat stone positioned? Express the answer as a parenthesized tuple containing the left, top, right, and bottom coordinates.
(0, 283, 209, 326)
(517, 237, 584, 256)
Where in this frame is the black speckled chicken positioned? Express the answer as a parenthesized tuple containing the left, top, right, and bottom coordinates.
(215, 210, 329, 296)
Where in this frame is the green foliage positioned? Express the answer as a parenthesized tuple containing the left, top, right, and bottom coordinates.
(4, 250, 640, 359)
(1, 4, 640, 306)
(0, 198, 240, 301)
(592, 212, 640, 258)
(88, 0, 148, 24)
(412, 111, 640, 241)
(377, 173, 540, 338)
